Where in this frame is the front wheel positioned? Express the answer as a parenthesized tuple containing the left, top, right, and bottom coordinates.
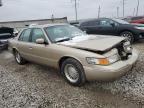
(61, 58, 86, 86)
(14, 50, 26, 65)
(120, 31, 134, 43)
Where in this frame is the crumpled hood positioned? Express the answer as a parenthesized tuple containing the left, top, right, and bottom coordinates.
(57, 35, 125, 51)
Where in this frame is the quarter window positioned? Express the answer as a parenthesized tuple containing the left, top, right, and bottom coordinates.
(19, 29, 31, 42)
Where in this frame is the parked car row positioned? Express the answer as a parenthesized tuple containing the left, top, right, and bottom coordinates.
(0, 27, 15, 50)
(0, 27, 19, 51)
(8, 24, 139, 86)
(123, 16, 144, 24)
(70, 18, 144, 43)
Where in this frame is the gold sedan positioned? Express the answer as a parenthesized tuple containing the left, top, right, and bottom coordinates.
(9, 24, 138, 86)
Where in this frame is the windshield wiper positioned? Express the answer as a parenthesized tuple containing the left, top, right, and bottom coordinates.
(56, 37, 71, 42)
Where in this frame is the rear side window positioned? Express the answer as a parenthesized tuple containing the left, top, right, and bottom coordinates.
(81, 20, 99, 26)
(19, 29, 31, 42)
(81, 22, 89, 26)
(88, 21, 99, 26)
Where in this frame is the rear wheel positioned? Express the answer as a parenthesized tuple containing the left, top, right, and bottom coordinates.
(14, 50, 26, 65)
(61, 58, 86, 86)
(120, 31, 134, 43)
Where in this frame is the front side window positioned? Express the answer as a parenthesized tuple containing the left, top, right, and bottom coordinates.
(31, 28, 46, 43)
(100, 19, 112, 26)
(100, 19, 119, 26)
(19, 29, 31, 42)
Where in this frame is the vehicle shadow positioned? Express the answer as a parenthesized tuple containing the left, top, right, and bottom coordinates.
(133, 39, 144, 45)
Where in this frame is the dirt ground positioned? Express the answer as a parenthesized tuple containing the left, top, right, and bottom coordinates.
(0, 40, 144, 108)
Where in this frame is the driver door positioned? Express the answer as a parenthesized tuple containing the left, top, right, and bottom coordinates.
(99, 19, 117, 35)
(27, 28, 52, 65)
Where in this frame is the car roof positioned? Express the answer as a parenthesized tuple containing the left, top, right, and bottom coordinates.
(79, 18, 111, 25)
(28, 23, 69, 28)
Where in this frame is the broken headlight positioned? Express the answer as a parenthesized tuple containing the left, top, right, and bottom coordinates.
(123, 41, 132, 53)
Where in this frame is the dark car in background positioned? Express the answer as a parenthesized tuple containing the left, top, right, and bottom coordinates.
(123, 16, 144, 24)
(0, 27, 14, 50)
(79, 18, 144, 43)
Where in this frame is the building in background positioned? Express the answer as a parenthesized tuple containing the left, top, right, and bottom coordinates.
(0, 17, 68, 30)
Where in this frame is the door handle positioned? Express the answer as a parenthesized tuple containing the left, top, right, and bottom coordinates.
(29, 47, 33, 50)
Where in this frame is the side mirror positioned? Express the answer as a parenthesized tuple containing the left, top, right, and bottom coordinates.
(14, 33, 18, 36)
(36, 38, 45, 44)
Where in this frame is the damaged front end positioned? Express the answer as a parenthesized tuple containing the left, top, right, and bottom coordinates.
(78, 40, 133, 65)
(75, 39, 132, 61)
(109, 40, 132, 61)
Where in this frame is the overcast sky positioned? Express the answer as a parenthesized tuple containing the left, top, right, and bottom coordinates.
(0, 0, 144, 22)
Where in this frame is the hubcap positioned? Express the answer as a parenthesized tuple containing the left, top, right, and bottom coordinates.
(15, 52, 21, 63)
(121, 33, 132, 42)
(64, 64, 79, 83)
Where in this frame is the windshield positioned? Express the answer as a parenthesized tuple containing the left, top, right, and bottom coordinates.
(112, 18, 130, 24)
(45, 25, 86, 43)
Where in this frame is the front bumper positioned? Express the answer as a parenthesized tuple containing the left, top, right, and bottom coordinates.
(84, 49, 139, 81)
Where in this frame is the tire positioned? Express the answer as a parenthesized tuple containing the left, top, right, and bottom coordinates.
(60, 58, 86, 86)
(14, 50, 26, 65)
(120, 31, 134, 43)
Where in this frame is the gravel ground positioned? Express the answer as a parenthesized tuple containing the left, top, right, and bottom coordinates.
(0, 40, 144, 108)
